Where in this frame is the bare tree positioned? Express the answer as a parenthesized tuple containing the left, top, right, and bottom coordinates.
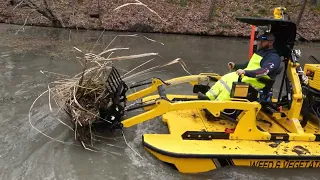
(23, 0, 62, 27)
(296, 0, 308, 28)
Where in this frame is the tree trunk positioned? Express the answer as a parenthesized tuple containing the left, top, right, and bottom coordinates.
(207, 0, 215, 21)
(296, 0, 308, 28)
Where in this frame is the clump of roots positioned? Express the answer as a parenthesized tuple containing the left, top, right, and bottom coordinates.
(49, 49, 156, 148)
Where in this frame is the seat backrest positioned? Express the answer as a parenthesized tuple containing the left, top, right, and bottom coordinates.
(257, 64, 284, 95)
(270, 20, 296, 58)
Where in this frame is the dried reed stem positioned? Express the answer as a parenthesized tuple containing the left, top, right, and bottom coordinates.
(114, 0, 165, 22)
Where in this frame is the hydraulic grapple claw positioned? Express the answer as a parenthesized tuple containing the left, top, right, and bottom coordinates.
(93, 67, 128, 131)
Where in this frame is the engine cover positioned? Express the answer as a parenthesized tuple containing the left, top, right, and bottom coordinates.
(304, 64, 320, 91)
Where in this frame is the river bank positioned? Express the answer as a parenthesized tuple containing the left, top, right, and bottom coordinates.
(1, 0, 320, 41)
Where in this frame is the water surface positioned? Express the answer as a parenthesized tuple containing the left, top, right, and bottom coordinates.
(0, 24, 320, 180)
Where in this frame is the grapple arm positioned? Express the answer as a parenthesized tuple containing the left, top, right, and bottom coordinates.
(96, 67, 220, 131)
(126, 74, 220, 101)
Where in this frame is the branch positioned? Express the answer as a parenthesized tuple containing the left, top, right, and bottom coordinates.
(15, 13, 30, 35)
(24, 0, 62, 27)
(114, 0, 165, 22)
(24, 0, 39, 10)
(13, 0, 24, 11)
(15, 17, 27, 34)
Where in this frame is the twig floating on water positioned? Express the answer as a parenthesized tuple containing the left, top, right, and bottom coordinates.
(73, 47, 83, 53)
(28, 90, 78, 146)
(15, 16, 28, 35)
(81, 141, 98, 152)
(48, 85, 53, 112)
(143, 36, 165, 45)
(122, 130, 143, 159)
(92, 28, 106, 51)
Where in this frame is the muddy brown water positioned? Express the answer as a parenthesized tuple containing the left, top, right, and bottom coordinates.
(0, 24, 320, 180)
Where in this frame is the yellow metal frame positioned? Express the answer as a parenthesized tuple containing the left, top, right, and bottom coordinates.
(127, 74, 220, 101)
(269, 61, 305, 135)
(118, 59, 317, 142)
(123, 98, 270, 141)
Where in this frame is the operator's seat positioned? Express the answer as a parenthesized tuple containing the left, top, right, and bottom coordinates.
(256, 64, 284, 97)
(225, 52, 285, 121)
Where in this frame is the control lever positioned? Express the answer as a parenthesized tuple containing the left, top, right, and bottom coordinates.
(238, 75, 243, 82)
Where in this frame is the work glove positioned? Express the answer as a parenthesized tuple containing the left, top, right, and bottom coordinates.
(236, 69, 245, 75)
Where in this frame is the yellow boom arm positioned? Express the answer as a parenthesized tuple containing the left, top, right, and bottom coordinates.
(126, 73, 221, 101)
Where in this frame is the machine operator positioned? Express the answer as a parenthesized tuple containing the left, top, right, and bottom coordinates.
(200, 32, 282, 101)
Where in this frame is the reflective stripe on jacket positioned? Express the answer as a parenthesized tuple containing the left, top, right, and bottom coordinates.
(206, 72, 237, 100)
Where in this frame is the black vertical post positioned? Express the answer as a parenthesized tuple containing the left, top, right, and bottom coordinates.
(278, 58, 288, 103)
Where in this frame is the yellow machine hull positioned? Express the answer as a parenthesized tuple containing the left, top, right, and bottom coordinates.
(94, 15, 320, 174)
(144, 145, 320, 173)
(141, 95, 320, 173)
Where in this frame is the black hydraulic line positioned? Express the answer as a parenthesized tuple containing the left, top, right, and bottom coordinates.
(129, 77, 170, 89)
(126, 97, 200, 112)
(220, 112, 237, 123)
(129, 81, 152, 89)
(311, 100, 320, 128)
(172, 98, 199, 101)
(125, 102, 157, 112)
(128, 78, 152, 89)
(285, 71, 292, 106)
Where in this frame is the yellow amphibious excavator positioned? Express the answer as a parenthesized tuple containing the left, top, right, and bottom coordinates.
(93, 12, 320, 173)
